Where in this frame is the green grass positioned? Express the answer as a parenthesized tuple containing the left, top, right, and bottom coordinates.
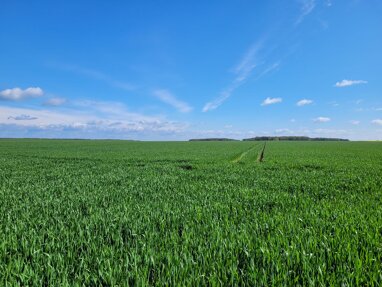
(1, 139, 381, 286)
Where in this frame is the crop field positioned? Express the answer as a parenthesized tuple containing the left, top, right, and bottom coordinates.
(0, 139, 381, 286)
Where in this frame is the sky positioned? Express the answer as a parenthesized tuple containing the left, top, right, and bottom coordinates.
(1, 0, 382, 140)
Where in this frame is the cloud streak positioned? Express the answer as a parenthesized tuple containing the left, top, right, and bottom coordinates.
(255, 62, 280, 80)
(261, 97, 282, 106)
(153, 89, 192, 113)
(335, 79, 368, 87)
(0, 87, 44, 101)
(203, 41, 263, 112)
(295, 0, 316, 25)
(53, 63, 136, 91)
(203, 88, 233, 112)
(234, 41, 263, 84)
(203, 1, 314, 112)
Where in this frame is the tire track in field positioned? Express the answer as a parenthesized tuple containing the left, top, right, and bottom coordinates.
(231, 143, 261, 163)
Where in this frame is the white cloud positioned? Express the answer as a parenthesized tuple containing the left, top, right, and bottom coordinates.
(0, 87, 43, 101)
(313, 117, 331, 123)
(153, 89, 192, 113)
(261, 97, 282, 106)
(349, 120, 360, 125)
(335, 79, 367, 87)
(8, 114, 38, 120)
(297, 99, 313, 106)
(372, 119, 382, 126)
(290, 118, 296, 123)
(43, 97, 67, 106)
(295, 0, 316, 25)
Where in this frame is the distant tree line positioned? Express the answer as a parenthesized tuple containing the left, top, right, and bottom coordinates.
(242, 136, 349, 141)
(189, 136, 349, 141)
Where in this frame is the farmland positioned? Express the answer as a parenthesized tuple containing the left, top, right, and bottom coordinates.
(0, 139, 381, 286)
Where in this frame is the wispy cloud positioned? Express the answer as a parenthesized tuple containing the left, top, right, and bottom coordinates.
(53, 63, 135, 91)
(153, 89, 192, 113)
(203, 40, 263, 112)
(202, 1, 307, 113)
(261, 97, 282, 106)
(43, 97, 67, 106)
(295, 0, 316, 25)
(313, 116, 331, 123)
(203, 88, 233, 112)
(372, 119, 382, 126)
(296, 99, 313, 106)
(0, 103, 187, 138)
(313, 128, 349, 135)
(353, 107, 382, 113)
(73, 100, 128, 116)
(335, 79, 368, 87)
(0, 87, 43, 101)
(8, 114, 38, 120)
(255, 62, 280, 80)
(72, 100, 176, 125)
(328, 101, 339, 107)
(350, 120, 360, 125)
(275, 128, 293, 134)
(234, 41, 263, 84)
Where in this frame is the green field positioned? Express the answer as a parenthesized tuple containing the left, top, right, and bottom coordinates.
(1, 139, 381, 286)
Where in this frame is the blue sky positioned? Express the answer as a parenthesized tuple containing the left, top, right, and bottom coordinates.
(1, 0, 381, 140)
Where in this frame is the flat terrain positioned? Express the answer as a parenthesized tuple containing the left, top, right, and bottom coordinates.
(1, 139, 381, 285)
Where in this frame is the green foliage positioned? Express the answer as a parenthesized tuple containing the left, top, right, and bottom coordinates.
(0, 139, 381, 285)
